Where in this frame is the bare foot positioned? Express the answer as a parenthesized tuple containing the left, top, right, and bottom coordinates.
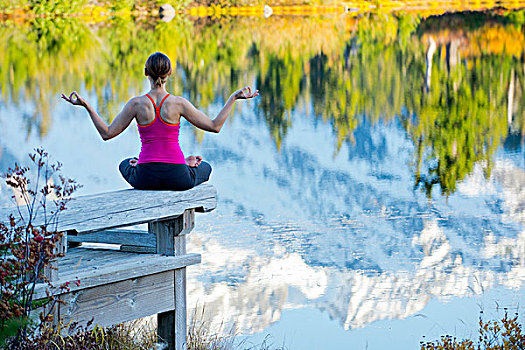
(186, 155, 203, 167)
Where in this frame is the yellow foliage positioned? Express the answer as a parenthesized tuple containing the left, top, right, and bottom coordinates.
(421, 312, 525, 350)
(422, 24, 525, 58)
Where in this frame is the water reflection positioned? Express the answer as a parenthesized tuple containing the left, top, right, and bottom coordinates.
(1, 8, 525, 348)
(1, 11, 524, 196)
(185, 118, 525, 341)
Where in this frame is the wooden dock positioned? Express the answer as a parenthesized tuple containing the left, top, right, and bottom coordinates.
(3, 183, 217, 350)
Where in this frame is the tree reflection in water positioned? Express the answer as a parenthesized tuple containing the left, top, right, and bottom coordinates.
(0, 10, 524, 197)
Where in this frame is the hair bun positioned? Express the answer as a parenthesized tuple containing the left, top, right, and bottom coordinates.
(145, 52, 172, 87)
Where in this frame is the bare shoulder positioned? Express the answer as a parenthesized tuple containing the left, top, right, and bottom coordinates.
(129, 95, 154, 114)
(168, 95, 188, 106)
(165, 95, 190, 113)
(123, 96, 152, 124)
(128, 95, 148, 107)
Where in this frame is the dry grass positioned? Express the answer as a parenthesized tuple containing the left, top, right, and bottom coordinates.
(14, 309, 285, 350)
(105, 319, 161, 350)
(187, 307, 236, 350)
(187, 307, 287, 350)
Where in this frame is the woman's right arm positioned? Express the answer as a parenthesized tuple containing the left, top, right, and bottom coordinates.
(179, 86, 259, 133)
(62, 91, 136, 141)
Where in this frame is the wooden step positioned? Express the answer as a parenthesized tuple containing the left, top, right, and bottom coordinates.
(33, 247, 201, 299)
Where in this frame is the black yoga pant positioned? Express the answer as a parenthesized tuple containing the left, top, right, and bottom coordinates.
(119, 158, 212, 191)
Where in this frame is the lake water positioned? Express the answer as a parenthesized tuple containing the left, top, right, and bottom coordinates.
(1, 7, 525, 349)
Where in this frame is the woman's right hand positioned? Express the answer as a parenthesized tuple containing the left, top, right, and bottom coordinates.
(186, 155, 203, 167)
(233, 86, 259, 100)
(61, 91, 88, 107)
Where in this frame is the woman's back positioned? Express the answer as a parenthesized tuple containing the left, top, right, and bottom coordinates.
(134, 93, 181, 127)
(137, 93, 186, 165)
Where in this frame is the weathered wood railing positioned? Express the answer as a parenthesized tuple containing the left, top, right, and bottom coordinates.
(1, 183, 216, 350)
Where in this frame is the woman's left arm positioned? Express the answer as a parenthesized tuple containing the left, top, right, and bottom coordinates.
(62, 91, 136, 141)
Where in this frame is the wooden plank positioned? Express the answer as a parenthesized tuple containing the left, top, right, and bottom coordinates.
(174, 234, 187, 350)
(180, 209, 195, 236)
(157, 268, 187, 350)
(120, 245, 156, 253)
(68, 229, 156, 247)
(57, 252, 200, 283)
(66, 197, 215, 234)
(0, 184, 216, 234)
(174, 235, 186, 256)
(151, 220, 175, 256)
(33, 252, 201, 299)
(43, 234, 67, 282)
(158, 311, 176, 349)
(56, 271, 176, 327)
(174, 267, 187, 350)
(151, 209, 193, 256)
(58, 248, 127, 267)
(153, 214, 189, 350)
(153, 217, 177, 349)
(51, 252, 200, 291)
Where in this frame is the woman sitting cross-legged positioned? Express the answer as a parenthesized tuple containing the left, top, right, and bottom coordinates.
(62, 51, 259, 190)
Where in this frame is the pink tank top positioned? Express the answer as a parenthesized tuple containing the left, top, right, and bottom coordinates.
(137, 93, 186, 164)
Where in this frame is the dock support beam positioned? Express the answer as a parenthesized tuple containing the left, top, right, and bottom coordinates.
(150, 209, 194, 350)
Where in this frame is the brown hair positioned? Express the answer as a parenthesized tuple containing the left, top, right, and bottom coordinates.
(145, 52, 172, 87)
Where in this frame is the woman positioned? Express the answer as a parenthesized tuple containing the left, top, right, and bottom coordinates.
(62, 52, 259, 190)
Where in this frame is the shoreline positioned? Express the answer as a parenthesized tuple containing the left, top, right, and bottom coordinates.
(1, 1, 525, 21)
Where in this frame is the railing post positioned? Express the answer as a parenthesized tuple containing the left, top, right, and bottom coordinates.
(42, 232, 67, 328)
(149, 209, 195, 350)
(44, 232, 67, 282)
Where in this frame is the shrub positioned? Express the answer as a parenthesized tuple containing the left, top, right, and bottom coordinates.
(421, 310, 525, 350)
(0, 148, 80, 349)
(12, 318, 160, 350)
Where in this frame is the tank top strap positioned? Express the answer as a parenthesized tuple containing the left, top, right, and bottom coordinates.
(158, 94, 170, 112)
(145, 93, 170, 117)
